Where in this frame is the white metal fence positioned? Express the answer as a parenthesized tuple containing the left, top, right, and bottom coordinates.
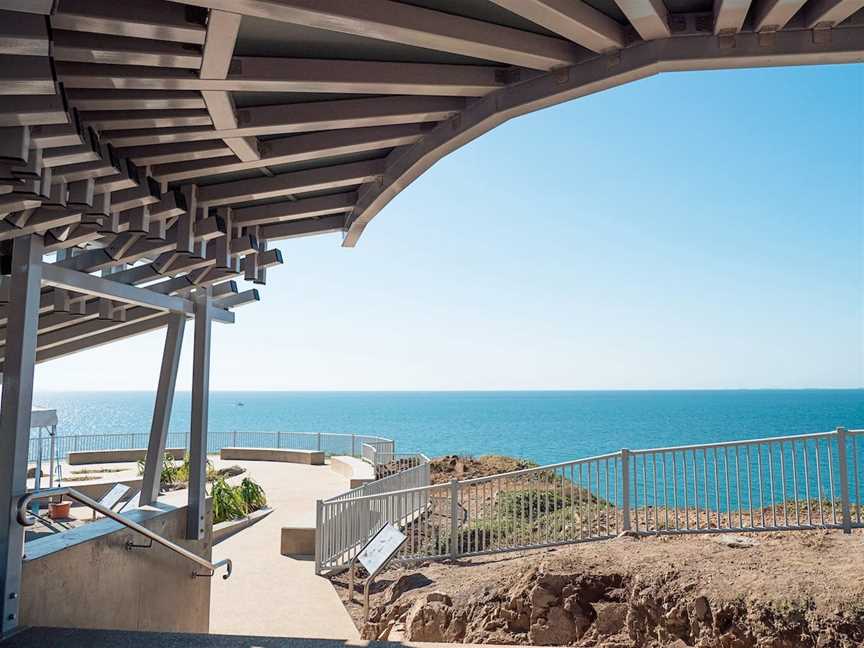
(27, 430, 394, 463)
(314, 427, 863, 574)
(316, 453, 431, 572)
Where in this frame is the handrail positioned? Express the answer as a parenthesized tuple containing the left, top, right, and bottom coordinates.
(18, 487, 232, 580)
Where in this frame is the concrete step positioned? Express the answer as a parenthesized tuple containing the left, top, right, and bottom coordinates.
(2, 627, 340, 647)
(328, 455, 375, 488)
(2, 627, 492, 647)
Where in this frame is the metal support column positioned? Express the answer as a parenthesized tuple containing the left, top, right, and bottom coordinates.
(187, 292, 211, 540)
(620, 448, 631, 532)
(0, 235, 43, 637)
(837, 427, 852, 534)
(141, 313, 186, 506)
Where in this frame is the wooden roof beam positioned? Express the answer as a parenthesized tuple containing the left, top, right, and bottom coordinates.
(197, 159, 385, 207)
(56, 58, 505, 97)
(52, 30, 203, 68)
(104, 96, 464, 147)
(489, 0, 625, 52)
(152, 124, 426, 183)
(612, 0, 671, 39)
(804, 0, 864, 27)
(165, 0, 581, 70)
(232, 192, 356, 228)
(52, 0, 207, 45)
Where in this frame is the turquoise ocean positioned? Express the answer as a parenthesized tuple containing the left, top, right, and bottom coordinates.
(33, 390, 863, 465)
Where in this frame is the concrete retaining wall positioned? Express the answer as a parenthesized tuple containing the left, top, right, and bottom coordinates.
(330, 455, 375, 488)
(67, 447, 186, 465)
(220, 447, 324, 465)
(281, 527, 315, 556)
(20, 499, 212, 633)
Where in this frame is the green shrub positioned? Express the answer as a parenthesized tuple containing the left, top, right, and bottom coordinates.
(136, 452, 181, 486)
(494, 489, 574, 518)
(211, 477, 247, 524)
(210, 476, 268, 524)
(238, 477, 267, 511)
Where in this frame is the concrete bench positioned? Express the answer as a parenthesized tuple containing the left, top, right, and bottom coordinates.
(280, 526, 315, 557)
(68, 448, 185, 465)
(329, 455, 376, 488)
(219, 447, 325, 465)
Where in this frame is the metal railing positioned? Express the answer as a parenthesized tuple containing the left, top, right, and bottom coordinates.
(18, 486, 231, 579)
(359, 440, 397, 467)
(314, 427, 863, 574)
(27, 431, 394, 462)
(316, 453, 430, 573)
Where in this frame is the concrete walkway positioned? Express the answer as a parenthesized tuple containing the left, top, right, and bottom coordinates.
(209, 460, 360, 640)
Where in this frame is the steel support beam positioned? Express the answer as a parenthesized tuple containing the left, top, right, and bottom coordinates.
(613, 0, 671, 39)
(804, 0, 864, 27)
(344, 24, 864, 246)
(66, 89, 207, 111)
(52, 30, 203, 68)
(152, 124, 425, 183)
(752, 0, 809, 29)
(232, 192, 356, 227)
(0, 10, 50, 57)
(164, 0, 582, 70)
(105, 96, 464, 147)
(0, 235, 43, 637)
(489, 0, 626, 52)
(141, 313, 185, 506)
(196, 159, 385, 207)
(52, 0, 207, 45)
(41, 263, 193, 314)
(33, 313, 173, 364)
(258, 214, 347, 241)
(56, 58, 504, 97)
(200, 10, 242, 80)
(187, 292, 211, 540)
(713, 0, 754, 33)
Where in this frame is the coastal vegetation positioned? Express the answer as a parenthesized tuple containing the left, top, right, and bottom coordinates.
(136, 452, 268, 523)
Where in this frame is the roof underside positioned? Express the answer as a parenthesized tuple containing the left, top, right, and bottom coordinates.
(0, 0, 861, 361)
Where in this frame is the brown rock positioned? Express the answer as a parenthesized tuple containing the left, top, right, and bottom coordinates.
(386, 572, 434, 604)
(404, 594, 454, 642)
(530, 584, 558, 609)
(529, 606, 577, 645)
(594, 601, 628, 635)
(426, 591, 452, 605)
(693, 596, 711, 622)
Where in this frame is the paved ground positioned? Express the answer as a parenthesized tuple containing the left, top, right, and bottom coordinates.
(209, 460, 360, 640)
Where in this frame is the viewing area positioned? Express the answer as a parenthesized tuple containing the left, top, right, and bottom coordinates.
(0, 0, 861, 646)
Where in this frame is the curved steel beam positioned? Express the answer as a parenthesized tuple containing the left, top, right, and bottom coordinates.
(343, 25, 864, 247)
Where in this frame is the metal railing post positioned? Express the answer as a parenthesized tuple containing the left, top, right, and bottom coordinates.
(317, 432, 322, 451)
(450, 479, 459, 559)
(233, 430, 237, 447)
(352, 434, 357, 457)
(620, 449, 631, 532)
(315, 499, 323, 574)
(837, 427, 852, 534)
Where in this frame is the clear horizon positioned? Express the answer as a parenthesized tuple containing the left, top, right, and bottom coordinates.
(34, 387, 864, 394)
(34, 63, 863, 393)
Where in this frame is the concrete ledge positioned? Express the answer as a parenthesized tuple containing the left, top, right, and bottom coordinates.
(213, 507, 273, 544)
(220, 447, 324, 465)
(330, 455, 375, 488)
(280, 526, 315, 557)
(60, 478, 143, 504)
(68, 447, 185, 465)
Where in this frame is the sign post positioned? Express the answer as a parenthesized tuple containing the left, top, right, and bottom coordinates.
(348, 523, 407, 622)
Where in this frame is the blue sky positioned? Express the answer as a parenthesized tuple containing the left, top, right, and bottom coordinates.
(36, 63, 863, 391)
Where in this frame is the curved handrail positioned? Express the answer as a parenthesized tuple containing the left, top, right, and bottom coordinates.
(18, 487, 231, 580)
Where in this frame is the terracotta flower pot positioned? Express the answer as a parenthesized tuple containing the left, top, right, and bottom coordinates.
(48, 501, 71, 520)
